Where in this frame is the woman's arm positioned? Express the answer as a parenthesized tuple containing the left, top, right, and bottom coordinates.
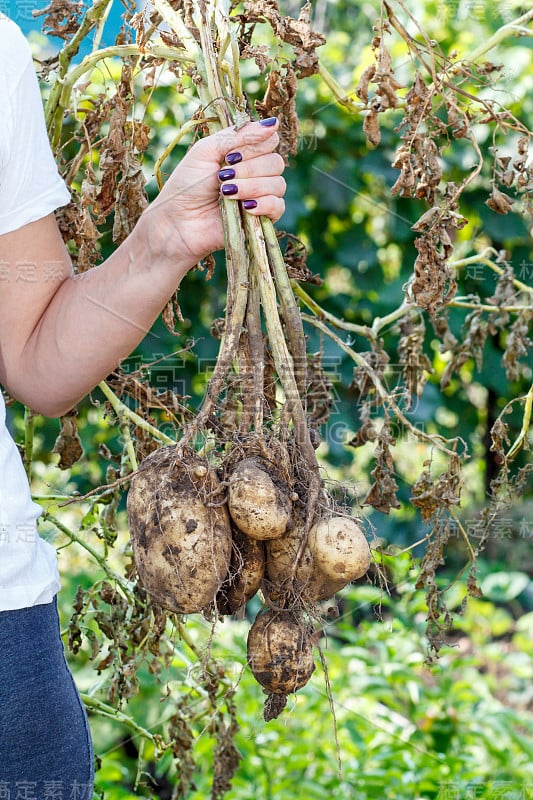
(0, 119, 285, 416)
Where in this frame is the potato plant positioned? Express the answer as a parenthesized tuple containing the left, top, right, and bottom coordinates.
(21, 0, 533, 795)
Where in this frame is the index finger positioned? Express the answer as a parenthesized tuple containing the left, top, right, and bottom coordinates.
(201, 117, 280, 163)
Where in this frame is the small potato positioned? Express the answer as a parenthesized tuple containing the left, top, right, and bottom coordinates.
(128, 448, 232, 614)
(216, 529, 265, 615)
(308, 516, 370, 583)
(266, 519, 345, 603)
(247, 609, 315, 695)
(228, 458, 291, 540)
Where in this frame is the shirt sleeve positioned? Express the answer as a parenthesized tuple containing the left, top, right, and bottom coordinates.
(0, 17, 70, 235)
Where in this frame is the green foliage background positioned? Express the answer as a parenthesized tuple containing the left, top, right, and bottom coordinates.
(10, 0, 533, 797)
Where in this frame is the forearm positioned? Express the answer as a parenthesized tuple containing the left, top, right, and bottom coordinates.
(0, 120, 285, 417)
(11, 218, 193, 416)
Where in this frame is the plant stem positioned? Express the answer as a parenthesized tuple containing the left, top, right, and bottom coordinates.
(317, 62, 362, 115)
(80, 693, 169, 748)
(506, 383, 533, 462)
(246, 217, 316, 463)
(450, 249, 533, 296)
(292, 281, 374, 339)
(264, 220, 308, 398)
(302, 313, 462, 458)
(97, 381, 175, 445)
(154, 117, 219, 191)
(246, 261, 266, 436)
(98, 381, 138, 470)
(46, 43, 194, 141)
(45, 0, 113, 142)
(45, 512, 134, 600)
(449, 300, 529, 314)
(465, 8, 533, 64)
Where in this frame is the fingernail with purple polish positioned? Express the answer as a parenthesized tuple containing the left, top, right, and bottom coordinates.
(221, 183, 239, 196)
(218, 167, 236, 181)
(243, 200, 258, 210)
(259, 116, 278, 127)
(225, 151, 242, 165)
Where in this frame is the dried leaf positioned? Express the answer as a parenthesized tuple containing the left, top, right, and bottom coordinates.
(486, 186, 514, 214)
(53, 414, 83, 469)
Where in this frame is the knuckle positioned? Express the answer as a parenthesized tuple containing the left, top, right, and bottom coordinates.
(273, 153, 285, 173)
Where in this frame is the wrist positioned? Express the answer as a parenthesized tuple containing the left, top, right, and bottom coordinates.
(135, 204, 198, 282)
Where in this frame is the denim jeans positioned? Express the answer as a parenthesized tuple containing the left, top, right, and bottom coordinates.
(0, 598, 94, 798)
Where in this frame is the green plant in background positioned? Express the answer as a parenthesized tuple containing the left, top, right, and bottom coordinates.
(9, 0, 533, 796)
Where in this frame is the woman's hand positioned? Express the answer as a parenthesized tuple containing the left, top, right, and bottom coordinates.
(142, 117, 286, 267)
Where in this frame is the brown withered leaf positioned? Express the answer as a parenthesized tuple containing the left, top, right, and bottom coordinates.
(440, 309, 488, 389)
(350, 347, 390, 403)
(240, 43, 272, 72)
(356, 64, 377, 104)
(348, 402, 379, 448)
(410, 229, 458, 317)
(446, 101, 468, 139)
(502, 310, 533, 381)
(490, 416, 510, 462)
(124, 120, 151, 153)
(112, 154, 149, 243)
(431, 310, 458, 352)
(363, 109, 381, 147)
(306, 353, 333, 430)
(53, 414, 83, 469)
(256, 65, 299, 159)
(486, 186, 514, 214)
(411, 468, 439, 522)
(33, 0, 83, 40)
(411, 456, 461, 523)
(397, 315, 433, 404)
(243, 0, 325, 78)
(402, 72, 430, 129)
(278, 232, 322, 284)
(363, 421, 400, 513)
(212, 711, 241, 800)
(55, 198, 100, 273)
(162, 291, 184, 335)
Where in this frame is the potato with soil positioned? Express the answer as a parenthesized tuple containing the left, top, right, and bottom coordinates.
(216, 528, 265, 615)
(127, 447, 232, 614)
(266, 517, 345, 603)
(228, 457, 291, 540)
(308, 516, 370, 583)
(247, 609, 315, 696)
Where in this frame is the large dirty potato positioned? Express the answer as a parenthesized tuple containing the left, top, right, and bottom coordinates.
(127, 447, 232, 614)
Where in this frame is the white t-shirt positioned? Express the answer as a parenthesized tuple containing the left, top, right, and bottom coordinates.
(0, 14, 71, 611)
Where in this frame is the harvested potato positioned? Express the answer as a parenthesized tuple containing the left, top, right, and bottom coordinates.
(266, 517, 345, 602)
(216, 528, 265, 615)
(127, 447, 232, 614)
(228, 458, 291, 540)
(247, 609, 315, 695)
(308, 516, 370, 583)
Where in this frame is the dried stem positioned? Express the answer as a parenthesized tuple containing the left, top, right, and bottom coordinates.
(302, 313, 463, 458)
